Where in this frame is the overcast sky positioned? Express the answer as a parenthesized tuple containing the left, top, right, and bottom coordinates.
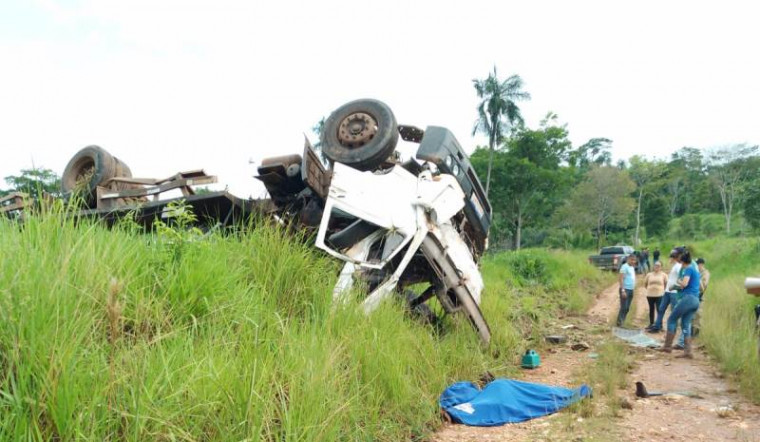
(1, 0, 758, 197)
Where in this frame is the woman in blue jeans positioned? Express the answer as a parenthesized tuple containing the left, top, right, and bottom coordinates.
(661, 251, 701, 358)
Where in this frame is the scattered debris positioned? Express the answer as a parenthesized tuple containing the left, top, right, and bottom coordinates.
(613, 327, 661, 348)
(571, 342, 590, 351)
(587, 352, 599, 359)
(635, 381, 662, 398)
(715, 405, 737, 418)
(545, 335, 568, 344)
(635, 381, 703, 399)
(561, 324, 577, 330)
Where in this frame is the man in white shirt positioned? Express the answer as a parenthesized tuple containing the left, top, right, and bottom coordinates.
(617, 254, 637, 327)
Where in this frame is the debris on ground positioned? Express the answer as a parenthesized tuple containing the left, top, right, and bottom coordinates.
(635, 381, 704, 400)
(612, 327, 660, 348)
(620, 397, 634, 410)
(715, 405, 737, 418)
(545, 335, 567, 344)
(571, 342, 590, 351)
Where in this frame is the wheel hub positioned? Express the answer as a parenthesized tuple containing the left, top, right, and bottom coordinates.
(337, 112, 378, 148)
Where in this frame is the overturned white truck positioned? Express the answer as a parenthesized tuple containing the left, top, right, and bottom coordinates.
(257, 99, 492, 343)
(2, 99, 493, 343)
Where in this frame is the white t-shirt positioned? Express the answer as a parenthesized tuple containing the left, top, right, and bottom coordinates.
(667, 262, 682, 293)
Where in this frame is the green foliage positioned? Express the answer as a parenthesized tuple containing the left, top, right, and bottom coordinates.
(744, 180, 760, 231)
(472, 66, 531, 195)
(556, 166, 636, 248)
(471, 117, 573, 249)
(641, 195, 669, 238)
(669, 213, 739, 240)
(693, 237, 760, 403)
(3, 167, 61, 196)
(153, 200, 205, 264)
(0, 211, 614, 440)
(544, 228, 596, 250)
(567, 137, 613, 174)
(504, 252, 549, 285)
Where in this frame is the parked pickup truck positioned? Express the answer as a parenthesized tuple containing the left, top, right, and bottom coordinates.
(588, 245, 634, 271)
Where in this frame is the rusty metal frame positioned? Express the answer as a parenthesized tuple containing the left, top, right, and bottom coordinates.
(96, 170, 217, 210)
(302, 137, 330, 199)
(0, 192, 29, 219)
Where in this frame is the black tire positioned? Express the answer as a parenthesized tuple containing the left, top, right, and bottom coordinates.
(61, 145, 132, 207)
(320, 99, 398, 171)
(402, 290, 438, 326)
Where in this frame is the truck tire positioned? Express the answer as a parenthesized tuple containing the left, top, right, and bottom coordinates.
(62, 146, 133, 207)
(320, 99, 398, 171)
(403, 289, 438, 326)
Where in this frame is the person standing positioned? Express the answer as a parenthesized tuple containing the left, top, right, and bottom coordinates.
(641, 248, 651, 273)
(644, 261, 668, 329)
(696, 258, 710, 302)
(617, 254, 637, 327)
(653, 248, 661, 265)
(634, 250, 644, 274)
(647, 248, 683, 332)
(661, 250, 701, 358)
(687, 257, 710, 338)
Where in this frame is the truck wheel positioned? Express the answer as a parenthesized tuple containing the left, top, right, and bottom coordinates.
(62, 146, 132, 207)
(320, 99, 398, 171)
(402, 289, 438, 326)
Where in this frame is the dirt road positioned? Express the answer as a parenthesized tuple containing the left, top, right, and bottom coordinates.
(433, 282, 760, 441)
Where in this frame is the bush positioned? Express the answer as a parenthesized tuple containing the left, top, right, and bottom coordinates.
(505, 252, 549, 285)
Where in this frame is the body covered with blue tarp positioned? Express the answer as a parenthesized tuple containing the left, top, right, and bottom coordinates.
(439, 379, 592, 426)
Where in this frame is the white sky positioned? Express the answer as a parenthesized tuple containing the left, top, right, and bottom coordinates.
(1, 0, 758, 197)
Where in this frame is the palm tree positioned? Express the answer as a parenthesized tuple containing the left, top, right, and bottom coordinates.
(472, 68, 530, 197)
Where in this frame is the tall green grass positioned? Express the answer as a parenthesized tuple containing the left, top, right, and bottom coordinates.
(694, 237, 760, 402)
(0, 209, 612, 440)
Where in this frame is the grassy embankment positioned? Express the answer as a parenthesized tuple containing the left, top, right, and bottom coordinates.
(694, 237, 760, 403)
(0, 208, 612, 440)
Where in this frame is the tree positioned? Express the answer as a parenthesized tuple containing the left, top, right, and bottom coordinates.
(666, 147, 719, 215)
(471, 115, 571, 249)
(627, 156, 666, 245)
(556, 166, 635, 249)
(744, 180, 760, 231)
(706, 144, 759, 234)
(472, 67, 530, 197)
(4, 168, 61, 197)
(567, 137, 613, 172)
(641, 195, 670, 238)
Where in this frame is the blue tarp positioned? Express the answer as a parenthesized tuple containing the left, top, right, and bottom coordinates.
(439, 379, 592, 426)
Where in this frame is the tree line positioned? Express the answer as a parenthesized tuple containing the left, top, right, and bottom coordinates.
(471, 67, 760, 250)
(4, 73, 759, 251)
